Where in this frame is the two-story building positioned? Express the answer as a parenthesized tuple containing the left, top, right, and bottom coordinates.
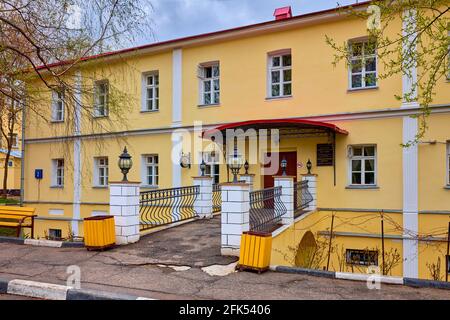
(22, 2, 449, 280)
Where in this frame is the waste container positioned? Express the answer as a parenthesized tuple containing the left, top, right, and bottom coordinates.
(237, 231, 272, 273)
(83, 215, 115, 250)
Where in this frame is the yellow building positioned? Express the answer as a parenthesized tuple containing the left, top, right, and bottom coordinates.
(22, 3, 449, 280)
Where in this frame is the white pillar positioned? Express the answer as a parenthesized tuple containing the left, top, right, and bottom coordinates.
(239, 174, 255, 192)
(109, 182, 140, 245)
(301, 174, 317, 211)
(274, 176, 294, 225)
(220, 183, 250, 256)
(193, 176, 213, 219)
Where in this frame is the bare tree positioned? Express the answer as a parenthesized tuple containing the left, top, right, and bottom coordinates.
(0, 0, 153, 193)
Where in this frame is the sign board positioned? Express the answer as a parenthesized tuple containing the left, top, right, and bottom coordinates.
(316, 144, 334, 166)
(35, 169, 43, 179)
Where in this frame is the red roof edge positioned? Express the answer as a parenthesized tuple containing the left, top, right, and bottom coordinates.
(36, 1, 371, 71)
(202, 118, 349, 138)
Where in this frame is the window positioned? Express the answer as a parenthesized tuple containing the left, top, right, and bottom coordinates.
(346, 249, 378, 266)
(52, 159, 64, 187)
(8, 133, 18, 148)
(143, 73, 159, 111)
(48, 228, 62, 240)
(51, 89, 65, 121)
(144, 155, 159, 186)
(349, 40, 377, 89)
(199, 63, 220, 105)
(94, 157, 109, 187)
(268, 52, 292, 98)
(447, 142, 450, 185)
(8, 160, 13, 167)
(94, 80, 109, 117)
(348, 145, 377, 185)
(201, 152, 220, 184)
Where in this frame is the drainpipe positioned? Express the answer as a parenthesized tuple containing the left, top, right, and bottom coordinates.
(19, 100, 26, 206)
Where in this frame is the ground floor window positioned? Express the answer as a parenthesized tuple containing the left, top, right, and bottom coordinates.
(201, 152, 220, 184)
(143, 155, 158, 186)
(52, 159, 64, 187)
(348, 145, 377, 185)
(94, 157, 109, 187)
(346, 249, 378, 266)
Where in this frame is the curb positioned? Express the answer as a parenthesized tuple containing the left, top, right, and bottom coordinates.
(0, 236, 84, 248)
(272, 265, 450, 290)
(0, 278, 155, 300)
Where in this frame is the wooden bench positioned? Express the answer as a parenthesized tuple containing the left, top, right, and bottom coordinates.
(0, 206, 36, 238)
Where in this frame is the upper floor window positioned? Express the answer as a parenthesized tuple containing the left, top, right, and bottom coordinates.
(349, 40, 377, 89)
(142, 154, 158, 186)
(199, 63, 220, 105)
(143, 72, 159, 111)
(93, 80, 109, 117)
(51, 89, 64, 122)
(268, 52, 292, 98)
(348, 145, 377, 186)
(8, 133, 18, 148)
(52, 158, 64, 187)
(94, 157, 109, 187)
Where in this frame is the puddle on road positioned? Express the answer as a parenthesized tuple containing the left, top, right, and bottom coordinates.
(201, 262, 238, 277)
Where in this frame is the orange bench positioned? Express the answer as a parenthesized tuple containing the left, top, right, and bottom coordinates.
(0, 206, 36, 238)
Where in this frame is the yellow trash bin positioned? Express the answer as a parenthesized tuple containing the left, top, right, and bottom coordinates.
(237, 231, 272, 273)
(83, 216, 116, 250)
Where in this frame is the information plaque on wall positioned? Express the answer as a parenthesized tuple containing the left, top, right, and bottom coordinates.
(316, 143, 334, 166)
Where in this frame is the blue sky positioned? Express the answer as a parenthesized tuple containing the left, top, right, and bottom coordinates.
(142, 0, 359, 44)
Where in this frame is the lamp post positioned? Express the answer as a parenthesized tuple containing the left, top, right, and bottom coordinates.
(306, 159, 312, 175)
(281, 158, 287, 176)
(244, 160, 249, 175)
(118, 147, 133, 182)
(228, 152, 243, 183)
(200, 159, 207, 176)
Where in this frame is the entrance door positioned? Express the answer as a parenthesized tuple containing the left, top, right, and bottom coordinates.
(263, 151, 297, 188)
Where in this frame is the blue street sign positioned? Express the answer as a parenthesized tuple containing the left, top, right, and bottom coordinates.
(35, 169, 43, 179)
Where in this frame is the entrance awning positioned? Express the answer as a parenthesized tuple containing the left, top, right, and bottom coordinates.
(202, 118, 348, 138)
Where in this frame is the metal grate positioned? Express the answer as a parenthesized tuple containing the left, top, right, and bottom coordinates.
(139, 185, 199, 231)
(249, 186, 286, 233)
(294, 180, 313, 218)
(212, 184, 221, 213)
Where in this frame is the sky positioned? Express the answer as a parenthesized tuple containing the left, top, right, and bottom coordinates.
(142, 0, 360, 45)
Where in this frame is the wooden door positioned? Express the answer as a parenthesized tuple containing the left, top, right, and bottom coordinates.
(263, 151, 297, 188)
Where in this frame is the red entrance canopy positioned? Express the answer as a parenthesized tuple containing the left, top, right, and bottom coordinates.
(202, 118, 348, 138)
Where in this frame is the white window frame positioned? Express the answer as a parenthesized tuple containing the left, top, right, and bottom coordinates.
(52, 159, 64, 187)
(267, 51, 292, 98)
(93, 157, 109, 187)
(51, 89, 65, 122)
(93, 80, 109, 117)
(142, 154, 159, 187)
(200, 152, 220, 184)
(198, 62, 220, 105)
(348, 40, 378, 89)
(142, 72, 159, 111)
(348, 145, 377, 186)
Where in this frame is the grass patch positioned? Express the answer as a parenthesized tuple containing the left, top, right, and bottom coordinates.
(0, 198, 19, 205)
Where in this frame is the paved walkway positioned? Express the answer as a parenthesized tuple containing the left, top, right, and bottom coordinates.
(0, 216, 449, 300)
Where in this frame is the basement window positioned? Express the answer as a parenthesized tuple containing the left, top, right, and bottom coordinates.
(346, 249, 378, 266)
(48, 228, 62, 241)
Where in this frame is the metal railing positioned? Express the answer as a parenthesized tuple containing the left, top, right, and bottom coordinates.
(139, 185, 199, 231)
(212, 184, 221, 213)
(294, 180, 313, 218)
(249, 186, 286, 233)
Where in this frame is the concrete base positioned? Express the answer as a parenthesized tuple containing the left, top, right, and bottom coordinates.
(221, 247, 240, 257)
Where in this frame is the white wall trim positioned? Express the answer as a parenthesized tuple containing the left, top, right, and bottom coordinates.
(72, 71, 82, 236)
(172, 49, 182, 127)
